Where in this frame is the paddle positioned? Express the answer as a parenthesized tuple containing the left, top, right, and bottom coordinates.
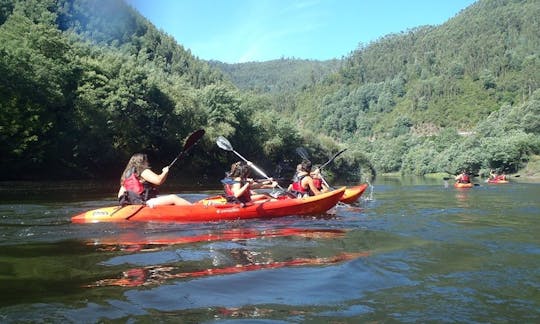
(297, 147, 347, 170)
(221, 178, 287, 185)
(295, 147, 347, 190)
(320, 148, 347, 170)
(168, 129, 205, 168)
(295, 147, 311, 162)
(216, 136, 292, 196)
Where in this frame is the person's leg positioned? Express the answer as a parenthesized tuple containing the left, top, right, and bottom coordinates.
(147, 194, 191, 207)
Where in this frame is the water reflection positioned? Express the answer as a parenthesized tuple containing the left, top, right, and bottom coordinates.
(85, 228, 348, 252)
(89, 251, 370, 288)
(1, 179, 539, 323)
(83, 227, 369, 288)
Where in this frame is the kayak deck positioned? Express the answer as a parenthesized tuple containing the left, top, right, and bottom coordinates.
(72, 187, 345, 223)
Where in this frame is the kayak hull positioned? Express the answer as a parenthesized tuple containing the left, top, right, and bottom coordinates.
(487, 179, 509, 184)
(71, 187, 345, 223)
(454, 182, 474, 188)
(340, 184, 368, 204)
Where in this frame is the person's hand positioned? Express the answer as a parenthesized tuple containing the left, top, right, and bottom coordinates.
(162, 166, 170, 174)
(246, 161, 253, 167)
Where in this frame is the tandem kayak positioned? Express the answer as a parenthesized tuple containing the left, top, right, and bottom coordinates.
(340, 184, 368, 204)
(454, 182, 474, 188)
(71, 187, 346, 223)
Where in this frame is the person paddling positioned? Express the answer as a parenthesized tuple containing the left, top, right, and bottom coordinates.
(455, 170, 471, 184)
(118, 153, 191, 207)
(223, 161, 277, 204)
(310, 165, 330, 193)
(288, 160, 323, 197)
(489, 169, 507, 181)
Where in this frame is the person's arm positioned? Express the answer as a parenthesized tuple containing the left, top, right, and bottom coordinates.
(251, 178, 277, 189)
(231, 181, 250, 198)
(320, 181, 330, 193)
(303, 177, 321, 195)
(117, 185, 126, 198)
(140, 166, 169, 186)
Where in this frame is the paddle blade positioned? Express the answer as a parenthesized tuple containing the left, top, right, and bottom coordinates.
(216, 136, 233, 151)
(320, 148, 347, 169)
(168, 129, 205, 168)
(295, 147, 310, 161)
(183, 129, 205, 151)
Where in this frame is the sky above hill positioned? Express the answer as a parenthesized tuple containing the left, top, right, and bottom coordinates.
(126, 0, 477, 63)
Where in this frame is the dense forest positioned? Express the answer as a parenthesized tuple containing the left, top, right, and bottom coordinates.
(1, 0, 539, 184)
(218, 0, 540, 177)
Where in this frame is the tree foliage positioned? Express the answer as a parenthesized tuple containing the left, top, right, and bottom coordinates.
(1, 0, 539, 183)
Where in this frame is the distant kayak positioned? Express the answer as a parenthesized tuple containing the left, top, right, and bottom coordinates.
(486, 179, 509, 184)
(454, 182, 474, 188)
(72, 187, 345, 224)
(340, 184, 368, 204)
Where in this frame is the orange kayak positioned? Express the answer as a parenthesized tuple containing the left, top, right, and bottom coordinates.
(454, 182, 474, 188)
(71, 187, 345, 223)
(340, 184, 368, 204)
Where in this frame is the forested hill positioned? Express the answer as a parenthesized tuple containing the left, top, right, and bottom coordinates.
(1, 0, 320, 180)
(1, 0, 539, 181)
(215, 0, 540, 176)
(209, 58, 341, 93)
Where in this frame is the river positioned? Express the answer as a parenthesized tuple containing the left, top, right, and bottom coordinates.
(0, 177, 539, 323)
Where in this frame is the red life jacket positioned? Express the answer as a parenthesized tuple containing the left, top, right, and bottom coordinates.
(123, 169, 144, 195)
(291, 175, 307, 193)
(312, 178, 323, 190)
(224, 181, 251, 203)
(459, 174, 470, 183)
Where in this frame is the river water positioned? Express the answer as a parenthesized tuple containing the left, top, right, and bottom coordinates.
(0, 177, 538, 323)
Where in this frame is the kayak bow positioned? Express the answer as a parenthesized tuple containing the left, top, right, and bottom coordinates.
(340, 184, 368, 204)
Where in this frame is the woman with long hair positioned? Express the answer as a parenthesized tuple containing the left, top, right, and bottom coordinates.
(118, 153, 191, 207)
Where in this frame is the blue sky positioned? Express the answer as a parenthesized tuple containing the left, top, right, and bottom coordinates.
(126, 0, 477, 63)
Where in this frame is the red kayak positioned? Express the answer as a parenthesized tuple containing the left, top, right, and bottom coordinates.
(454, 182, 474, 188)
(486, 179, 509, 184)
(71, 187, 345, 223)
(340, 184, 368, 204)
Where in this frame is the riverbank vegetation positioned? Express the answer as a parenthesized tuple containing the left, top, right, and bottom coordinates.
(1, 0, 539, 183)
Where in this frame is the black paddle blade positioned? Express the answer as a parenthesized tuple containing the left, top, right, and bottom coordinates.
(169, 129, 205, 168)
(183, 129, 205, 151)
(320, 148, 347, 169)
